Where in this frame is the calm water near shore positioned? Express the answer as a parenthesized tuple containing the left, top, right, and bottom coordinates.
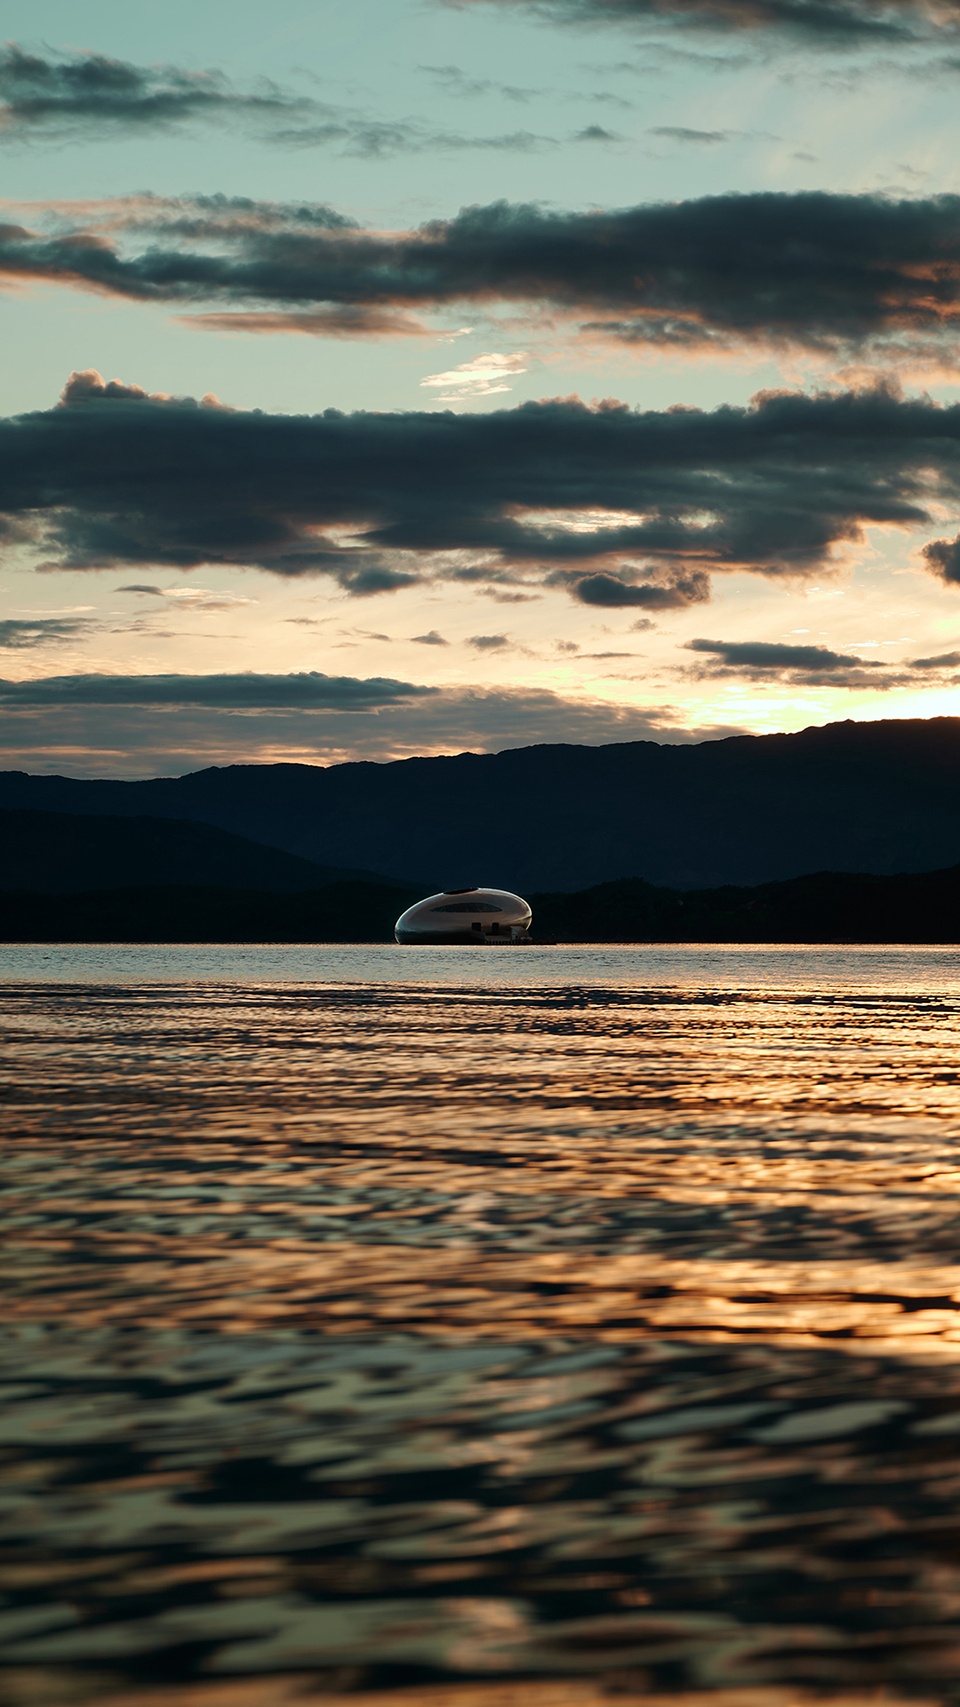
(5, 944, 960, 1707)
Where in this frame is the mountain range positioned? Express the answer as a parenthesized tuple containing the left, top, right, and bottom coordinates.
(3, 715, 960, 892)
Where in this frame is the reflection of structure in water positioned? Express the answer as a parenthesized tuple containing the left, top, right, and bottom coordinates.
(395, 886, 533, 944)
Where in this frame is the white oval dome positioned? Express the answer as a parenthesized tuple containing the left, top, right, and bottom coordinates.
(395, 886, 532, 944)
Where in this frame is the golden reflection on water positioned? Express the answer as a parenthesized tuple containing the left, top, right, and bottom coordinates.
(5, 955, 960, 1705)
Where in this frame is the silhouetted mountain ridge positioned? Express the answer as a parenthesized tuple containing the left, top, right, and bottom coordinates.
(533, 866, 960, 943)
(6, 715, 960, 889)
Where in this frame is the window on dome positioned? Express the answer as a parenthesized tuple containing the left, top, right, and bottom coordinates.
(429, 901, 504, 914)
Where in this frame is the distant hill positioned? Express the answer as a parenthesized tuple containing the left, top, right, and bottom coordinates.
(7, 716, 960, 890)
(532, 866, 960, 944)
(0, 810, 401, 894)
(2, 862, 960, 943)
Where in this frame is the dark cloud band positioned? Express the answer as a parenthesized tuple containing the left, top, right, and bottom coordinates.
(448, 0, 960, 46)
(0, 672, 435, 709)
(0, 45, 302, 135)
(3, 371, 960, 601)
(683, 635, 956, 688)
(8, 191, 960, 360)
(0, 46, 607, 155)
(687, 637, 875, 669)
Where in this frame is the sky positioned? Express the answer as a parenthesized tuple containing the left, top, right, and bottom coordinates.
(4, 0, 960, 775)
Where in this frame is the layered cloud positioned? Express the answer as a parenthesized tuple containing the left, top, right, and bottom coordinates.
(450, 0, 960, 46)
(685, 636, 899, 687)
(8, 191, 960, 364)
(4, 370, 960, 606)
(0, 616, 92, 648)
(572, 570, 710, 607)
(909, 648, 960, 666)
(0, 45, 304, 137)
(682, 635, 960, 688)
(114, 583, 257, 612)
(0, 671, 437, 708)
(0, 46, 608, 155)
(0, 674, 737, 775)
(688, 637, 877, 669)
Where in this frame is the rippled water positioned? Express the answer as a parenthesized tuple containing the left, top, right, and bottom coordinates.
(5, 945, 960, 1707)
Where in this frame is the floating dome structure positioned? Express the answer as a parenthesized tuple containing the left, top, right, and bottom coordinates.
(395, 886, 532, 945)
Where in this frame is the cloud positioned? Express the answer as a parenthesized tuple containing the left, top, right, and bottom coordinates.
(445, 0, 960, 48)
(0, 616, 91, 648)
(683, 635, 919, 687)
(8, 370, 960, 607)
(411, 629, 449, 644)
(468, 633, 511, 649)
(183, 308, 432, 339)
(336, 564, 421, 596)
(573, 123, 625, 140)
(420, 351, 529, 401)
(0, 46, 621, 155)
(0, 44, 306, 137)
(649, 125, 731, 142)
(482, 587, 542, 602)
(910, 649, 960, 666)
(0, 671, 435, 710)
(115, 583, 258, 611)
(921, 534, 960, 583)
(0, 676, 741, 776)
(572, 569, 710, 607)
(687, 637, 874, 669)
(417, 63, 541, 100)
(12, 189, 960, 364)
(272, 120, 557, 156)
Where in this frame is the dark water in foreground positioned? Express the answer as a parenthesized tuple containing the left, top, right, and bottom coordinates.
(6, 945, 960, 1707)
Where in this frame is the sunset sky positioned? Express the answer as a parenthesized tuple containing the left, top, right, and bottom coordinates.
(5, 0, 960, 774)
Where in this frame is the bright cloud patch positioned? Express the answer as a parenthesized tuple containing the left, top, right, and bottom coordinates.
(420, 351, 529, 401)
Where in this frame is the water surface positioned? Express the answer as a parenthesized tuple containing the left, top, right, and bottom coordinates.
(3, 945, 960, 1707)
